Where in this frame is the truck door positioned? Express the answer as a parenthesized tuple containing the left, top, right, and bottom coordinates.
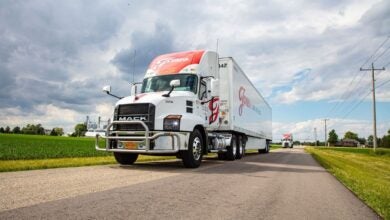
(198, 80, 208, 126)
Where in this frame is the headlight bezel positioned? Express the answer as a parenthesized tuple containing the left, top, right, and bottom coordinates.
(163, 115, 182, 131)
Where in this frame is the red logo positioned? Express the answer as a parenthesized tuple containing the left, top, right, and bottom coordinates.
(208, 97, 219, 124)
(238, 86, 251, 116)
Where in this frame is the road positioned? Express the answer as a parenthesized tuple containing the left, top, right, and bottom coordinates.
(0, 148, 379, 219)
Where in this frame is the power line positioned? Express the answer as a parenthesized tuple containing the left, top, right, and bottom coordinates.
(326, 35, 390, 117)
(372, 45, 390, 64)
(361, 36, 390, 68)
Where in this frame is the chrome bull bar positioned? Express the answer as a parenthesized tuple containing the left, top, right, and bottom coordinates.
(95, 121, 181, 153)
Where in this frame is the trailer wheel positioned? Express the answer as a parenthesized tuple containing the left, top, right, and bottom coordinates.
(236, 135, 244, 159)
(258, 142, 269, 154)
(226, 134, 237, 161)
(113, 152, 138, 165)
(181, 129, 203, 168)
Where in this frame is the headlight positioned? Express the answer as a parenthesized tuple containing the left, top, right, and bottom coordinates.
(163, 115, 182, 131)
(113, 106, 119, 130)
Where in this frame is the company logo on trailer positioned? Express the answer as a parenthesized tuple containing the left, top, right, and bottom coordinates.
(238, 86, 262, 116)
(208, 97, 219, 124)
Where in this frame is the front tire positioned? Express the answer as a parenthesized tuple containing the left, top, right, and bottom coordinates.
(181, 129, 203, 168)
(113, 152, 138, 165)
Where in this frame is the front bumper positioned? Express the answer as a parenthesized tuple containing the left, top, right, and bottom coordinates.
(95, 121, 189, 154)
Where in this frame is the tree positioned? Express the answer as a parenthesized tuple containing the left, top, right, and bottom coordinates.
(344, 131, 358, 140)
(380, 129, 390, 148)
(12, 126, 21, 134)
(0, 127, 4, 133)
(54, 127, 64, 136)
(49, 127, 64, 136)
(74, 123, 87, 137)
(5, 126, 10, 133)
(328, 129, 338, 145)
(50, 128, 57, 136)
(21, 124, 45, 135)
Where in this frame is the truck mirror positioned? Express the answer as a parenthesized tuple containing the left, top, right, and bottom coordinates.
(131, 83, 138, 96)
(170, 79, 180, 87)
(210, 79, 219, 97)
(102, 85, 111, 94)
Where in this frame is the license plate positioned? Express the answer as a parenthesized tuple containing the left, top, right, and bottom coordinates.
(124, 141, 138, 150)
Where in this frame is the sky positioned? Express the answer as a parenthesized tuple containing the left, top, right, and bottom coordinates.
(0, 0, 389, 141)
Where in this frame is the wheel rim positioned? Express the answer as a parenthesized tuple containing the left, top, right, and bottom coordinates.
(233, 139, 236, 157)
(192, 137, 202, 161)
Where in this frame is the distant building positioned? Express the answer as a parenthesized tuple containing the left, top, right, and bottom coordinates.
(335, 139, 360, 147)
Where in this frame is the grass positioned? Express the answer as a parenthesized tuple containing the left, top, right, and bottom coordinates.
(0, 133, 109, 160)
(0, 155, 177, 172)
(305, 147, 390, 219)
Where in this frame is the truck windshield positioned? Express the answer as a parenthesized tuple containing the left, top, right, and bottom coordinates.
(141, 74, 198, 94)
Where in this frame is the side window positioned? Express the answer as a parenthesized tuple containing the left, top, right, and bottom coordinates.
(199, 81, 207, 100)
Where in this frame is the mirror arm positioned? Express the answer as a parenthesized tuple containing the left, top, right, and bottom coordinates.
(162, 86, 175, 97)
(105, 91, 123, 99)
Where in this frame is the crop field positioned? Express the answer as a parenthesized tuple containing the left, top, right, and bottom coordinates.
(306, 147, 390, 219)
(0, 134, 176, 172)
(0, 134, 109, 160)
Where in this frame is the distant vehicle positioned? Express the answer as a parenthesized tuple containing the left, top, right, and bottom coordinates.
(96, 50, 272, 168)
(282, 133, 293, 148)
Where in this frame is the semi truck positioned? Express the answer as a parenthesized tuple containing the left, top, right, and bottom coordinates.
(282, 133, 293, 148)
(96, 50, 272, 168)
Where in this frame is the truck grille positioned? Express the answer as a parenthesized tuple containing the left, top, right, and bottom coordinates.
(114, 104, 155, 131)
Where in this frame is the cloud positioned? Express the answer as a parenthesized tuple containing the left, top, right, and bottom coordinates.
(0, 0, 389, 133)
(111, 23, 176, 82)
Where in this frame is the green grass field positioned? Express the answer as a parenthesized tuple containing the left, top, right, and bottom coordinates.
(0, 134, 109, 160)
(306, 147, 390, 219)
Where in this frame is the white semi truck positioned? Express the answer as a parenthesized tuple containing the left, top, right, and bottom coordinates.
(282, 133, 293, 148)
(96, 50, 272, 168)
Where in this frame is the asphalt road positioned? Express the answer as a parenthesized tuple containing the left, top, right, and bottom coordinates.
(0, 148, 379, 219)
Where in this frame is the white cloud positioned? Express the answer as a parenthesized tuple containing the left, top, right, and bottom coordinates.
(0, 0, 389, 135)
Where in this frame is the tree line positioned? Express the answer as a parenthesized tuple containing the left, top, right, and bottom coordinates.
(0, 123, 88, 137)
(328, 129, 390, 148)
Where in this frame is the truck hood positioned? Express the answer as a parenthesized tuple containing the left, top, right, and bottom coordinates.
(115, 91, 195, 106)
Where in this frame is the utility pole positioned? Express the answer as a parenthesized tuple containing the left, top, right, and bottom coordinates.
(323, 119, 329, 147)
(360, 63, 385, 151)
(314, 128, 317, 146)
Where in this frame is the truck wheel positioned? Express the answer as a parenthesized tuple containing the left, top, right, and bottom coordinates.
(181, 129, 203, 168)
(113, 152, 138, 165)
(226, 134, 237, 161)
(258, 142, 269, 154)
(236, 135, 244, 159)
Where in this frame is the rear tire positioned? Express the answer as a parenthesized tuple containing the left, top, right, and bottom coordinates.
(181, 129, 203, 168)
(236, 135, 244, 159)
(226, 134, 237, 161)
(113, 152, 138, 165)
(258, 142, 269, 154)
